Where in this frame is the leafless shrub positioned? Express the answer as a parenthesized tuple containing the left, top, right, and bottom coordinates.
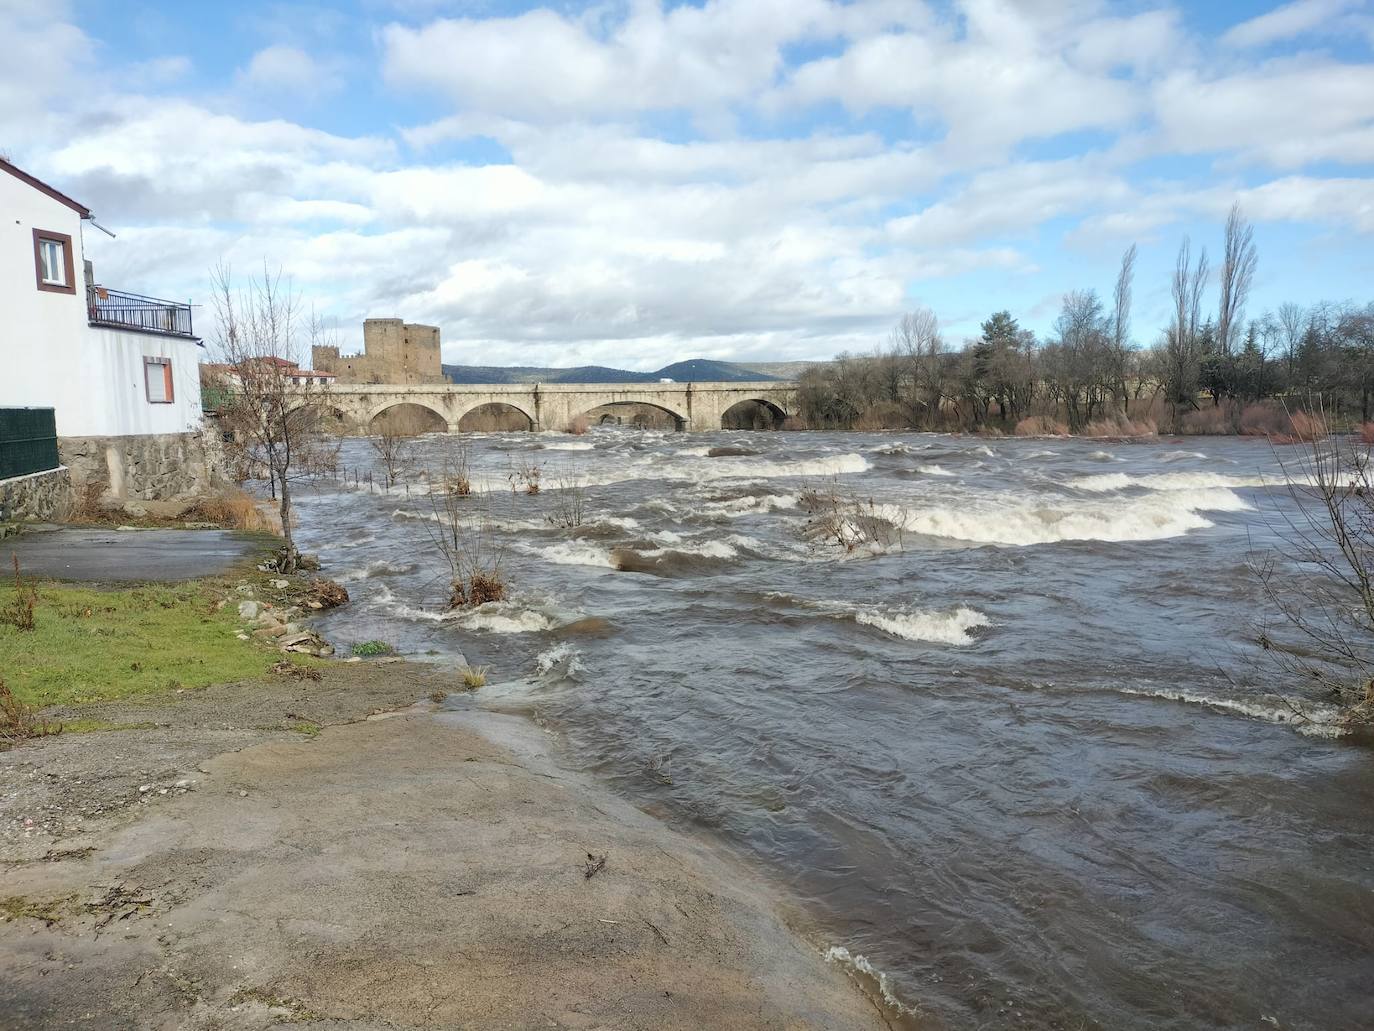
(546, 468, 589, 528)
(1013, 415, 1069, 436)
(0, 678, 61, 749)
(64, 480, 107, 524)
(1081, 412, 1157, 438)
(1253, 408, 1374, 726)
(1180, 405, 1234, 435)
(436, 443, 473, 497)
(567, 415, 590, 435)
(1239, 402, 1292, 438)
(853, 402, 911, 431)
(2, 556, 37, 631)
(424, 489, 507, 609)
(370, 428, 412, 488)
(1289, 410, 1329, 442)
(186, 488, 280, 531)
(508, 458, 542, 496)
(799, 479, 903, 553)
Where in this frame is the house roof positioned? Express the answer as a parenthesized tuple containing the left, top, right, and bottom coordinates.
(0, 158, 92, 218)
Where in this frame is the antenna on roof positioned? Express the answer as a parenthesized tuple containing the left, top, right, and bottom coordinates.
(88, 218, 116, 238)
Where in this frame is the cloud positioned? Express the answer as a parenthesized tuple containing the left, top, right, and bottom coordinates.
(236, 44, 343, 101)
(1221, 0, 1362, 49)
(887, 160, 1134, 247)
(1151, 60, 1374, 167)
(2, 0, 1373, 367)
(777, 2, 1145, 158)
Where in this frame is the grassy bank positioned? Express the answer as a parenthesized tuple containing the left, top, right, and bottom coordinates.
(0, 573, 319, 710)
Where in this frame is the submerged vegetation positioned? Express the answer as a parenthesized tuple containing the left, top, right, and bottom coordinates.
(1256, 418, 1374, 728)
(424, 465, 509, 609)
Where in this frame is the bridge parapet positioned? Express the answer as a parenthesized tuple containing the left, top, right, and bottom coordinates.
(309, 381, 796, 435)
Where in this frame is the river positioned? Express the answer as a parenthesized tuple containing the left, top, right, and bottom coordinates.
(288, 428, 1374, 1031)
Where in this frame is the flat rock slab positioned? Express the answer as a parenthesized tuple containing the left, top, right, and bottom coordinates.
(3, 526, 260, 582)
(0, 710, 888, 1031)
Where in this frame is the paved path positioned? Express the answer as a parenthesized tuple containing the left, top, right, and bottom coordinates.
(3, 526, 260, 582)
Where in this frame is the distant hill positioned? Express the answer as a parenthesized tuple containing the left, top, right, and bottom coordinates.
(737, 360, 828, 379)
(441, 359, 782, 385)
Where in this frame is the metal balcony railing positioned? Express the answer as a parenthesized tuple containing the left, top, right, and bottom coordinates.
(88, 286, 195, 338)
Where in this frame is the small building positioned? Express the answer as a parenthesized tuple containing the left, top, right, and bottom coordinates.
(202, 358, 336, 390)
(0, 157, 216, 513)
(312, 318, 444, 385)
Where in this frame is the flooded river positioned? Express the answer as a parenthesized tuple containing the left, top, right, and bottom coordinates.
(289, 429, 1374, 1031)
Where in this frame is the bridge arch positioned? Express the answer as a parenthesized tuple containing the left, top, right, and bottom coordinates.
(720, 398, 788, 430)
(576, 399, 688, 432)
(457, 400, 535, 432)
(366, 401, 449, 435)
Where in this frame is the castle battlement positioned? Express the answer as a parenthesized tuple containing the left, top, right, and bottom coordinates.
(312, 319, 444, 385)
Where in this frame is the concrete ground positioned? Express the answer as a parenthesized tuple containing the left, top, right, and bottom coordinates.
(3, 526, 262, 582)
(0, 665, 894, 1031)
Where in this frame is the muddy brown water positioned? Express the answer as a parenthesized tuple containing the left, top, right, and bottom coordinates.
(289, 430, 1374, 1031)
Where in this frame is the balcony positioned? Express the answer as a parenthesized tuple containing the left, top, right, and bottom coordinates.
(88, 286, 195, 339)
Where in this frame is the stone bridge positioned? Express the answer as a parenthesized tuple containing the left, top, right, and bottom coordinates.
(316, 381, 796, 434)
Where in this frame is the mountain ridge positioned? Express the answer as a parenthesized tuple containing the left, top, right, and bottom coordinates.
(441, 358, 792, 385)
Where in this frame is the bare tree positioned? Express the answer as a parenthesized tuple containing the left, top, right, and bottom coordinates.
(1163, 237, 1210, 431)
(210, 262, 330, 572)
(891, 307, 945, 423)
(1111, 243, 1137, 411)
(371, 428, 411, 489)
(1276, 301, 1306, 379)
(1255, 410, 1374, 727)
(1217, 203, 1258, 356)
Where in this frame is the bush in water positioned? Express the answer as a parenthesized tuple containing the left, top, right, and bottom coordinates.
(352, 640, 395, 656)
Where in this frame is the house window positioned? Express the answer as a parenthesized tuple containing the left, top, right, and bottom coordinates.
(33, 229, 75, 294)
(144, 357, 174, 404)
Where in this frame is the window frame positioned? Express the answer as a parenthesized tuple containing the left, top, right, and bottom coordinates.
(32, 229, 76, 294)
(144, 357, 175, 405)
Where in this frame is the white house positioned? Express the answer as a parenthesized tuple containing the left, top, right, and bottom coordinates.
(1, 158, 216, 507)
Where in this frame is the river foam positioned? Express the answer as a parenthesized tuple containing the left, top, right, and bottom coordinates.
(877, 487, 1250, 546)
(855, 605, 990, 644)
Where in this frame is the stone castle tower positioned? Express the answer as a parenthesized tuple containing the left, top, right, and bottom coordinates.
(312, 319, 445, 385)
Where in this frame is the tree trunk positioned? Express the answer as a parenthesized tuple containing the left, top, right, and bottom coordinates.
(278, 466, 297, 573)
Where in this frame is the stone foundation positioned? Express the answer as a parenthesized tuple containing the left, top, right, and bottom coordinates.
(58, 431, 226, 504)
(0, 466, 74, 522)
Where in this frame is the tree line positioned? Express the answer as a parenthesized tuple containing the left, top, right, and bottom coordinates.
(797, 205, 1374, 435)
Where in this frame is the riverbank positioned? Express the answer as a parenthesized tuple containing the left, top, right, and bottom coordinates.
(0, 658, 891, 1030)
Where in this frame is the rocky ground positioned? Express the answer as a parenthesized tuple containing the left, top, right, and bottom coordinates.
(0, 663, 894, 1030)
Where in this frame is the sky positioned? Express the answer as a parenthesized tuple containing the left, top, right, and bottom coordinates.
(3, 0, 1373, 369)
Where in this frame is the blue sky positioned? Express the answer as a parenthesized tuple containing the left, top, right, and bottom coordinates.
(5, 1, 1373, 367)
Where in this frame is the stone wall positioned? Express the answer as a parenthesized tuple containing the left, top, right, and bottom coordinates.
(58, 431, 226, 504)
(0, 466, 73, 522)
(312, 318, 445, 385)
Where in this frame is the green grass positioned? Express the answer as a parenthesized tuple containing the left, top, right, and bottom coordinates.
(0, 579, 314, 708)
(351, 640, 395, 656)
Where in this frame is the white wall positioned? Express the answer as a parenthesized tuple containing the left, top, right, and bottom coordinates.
(0, 170, 204, 437)
(71, 328, 205, 437)
(0, 172, 89, 425)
